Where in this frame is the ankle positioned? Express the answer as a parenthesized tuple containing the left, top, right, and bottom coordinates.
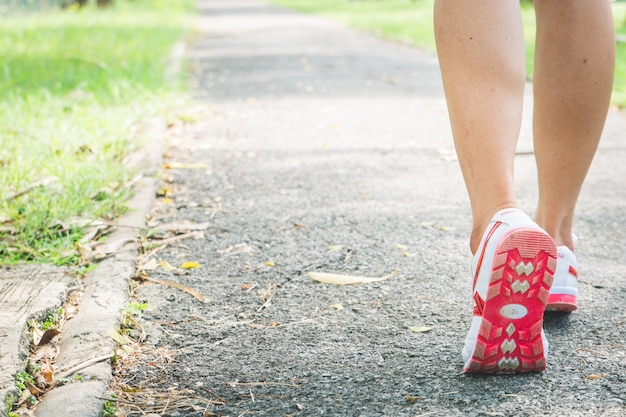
(534, 209, 575, 251)
(469, 203, 519, 254)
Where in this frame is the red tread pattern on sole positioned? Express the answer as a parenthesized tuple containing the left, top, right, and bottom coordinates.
(465, 229, 557, 373)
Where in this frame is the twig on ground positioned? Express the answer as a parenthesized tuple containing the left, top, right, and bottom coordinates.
(225, 381, 300, 389)
(57, 353, 115, 379)
(4, 177, 57, 202)
(147, 230, 204, 249)
(145, 276, 209, 302)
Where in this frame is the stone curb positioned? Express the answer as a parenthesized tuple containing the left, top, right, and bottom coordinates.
(32, 119, 166, 417)
(0, 265, 77, 417)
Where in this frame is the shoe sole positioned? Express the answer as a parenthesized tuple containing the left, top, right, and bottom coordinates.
(546, 294, 577, 312)
(465, 228, 557, 373)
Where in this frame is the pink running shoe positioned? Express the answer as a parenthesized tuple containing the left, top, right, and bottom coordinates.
(462, 208, 557, 373)
(546, 246, 578, 312)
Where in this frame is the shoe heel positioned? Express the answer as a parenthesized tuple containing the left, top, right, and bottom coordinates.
(465, 229, 557, 373)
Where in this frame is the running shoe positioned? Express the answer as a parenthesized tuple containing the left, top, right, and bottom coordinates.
(546, 246, 578, 312)
(462, 208, 557, 373)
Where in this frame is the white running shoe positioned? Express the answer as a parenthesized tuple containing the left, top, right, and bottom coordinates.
(546, 246, 579, 312)
(462, 208, 557, 373)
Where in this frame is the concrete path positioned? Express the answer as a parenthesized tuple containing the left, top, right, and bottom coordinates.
(110, 1, 626, 416)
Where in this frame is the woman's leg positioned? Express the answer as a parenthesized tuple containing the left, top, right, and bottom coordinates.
(434, 0, 526, 254)
(533, 0, 615, 250)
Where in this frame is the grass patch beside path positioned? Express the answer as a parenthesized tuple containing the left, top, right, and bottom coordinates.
(0, 0, 194, 265)
(268, 0, 626, 108)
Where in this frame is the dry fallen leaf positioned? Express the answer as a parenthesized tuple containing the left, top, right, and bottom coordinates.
(108, 327, 132, 345)
(76, 242, 94, 262)
(36, 328, 61, 346)
(393, 242, 415, 258)
(409, 326, 434, 333)
(156, 187, 172, 197)
(308, 269, 398, 285)
(218, 243, 255, 256)
(393, 243, 408, 251)
(328, 245, 344, 251)
(158, 259, 179, 272)
(164, 162, 209, 169)
(264, 261, 276, 267)
(26, 380, 45, 395)
(586, 374, 604, 380)
(139, 258, 159, 271)
(331, 303, 344, 310)
(155, 220, 211, 233)
(180, 261, 202, 270)
(406, 395, 421, 404)
(419, 221, 436, 227)
(40, 357, 54, 383)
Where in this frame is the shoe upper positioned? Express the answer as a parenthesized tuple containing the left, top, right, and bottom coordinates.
(550, 245, 579, 296)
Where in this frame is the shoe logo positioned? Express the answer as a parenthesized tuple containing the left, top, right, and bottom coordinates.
(511, 280, 530, 294)
(498, 209, 517, 217)
(515, 262, 535, 276)
(500, 304, 528, 319)
(498, 356, 520, 370)
(500, 339, 517, 354)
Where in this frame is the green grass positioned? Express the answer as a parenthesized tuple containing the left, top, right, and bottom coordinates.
(270, 0, 437, 50)
(0, 0, 194, 265)
(268, 0, 626, 108)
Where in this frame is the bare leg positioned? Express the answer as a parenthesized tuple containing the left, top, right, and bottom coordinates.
(533, 0, 615, 250)
(434, 0, 526, 253)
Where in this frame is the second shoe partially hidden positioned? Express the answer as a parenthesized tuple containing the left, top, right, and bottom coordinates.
(462, 208, 557, 373)
(546, 245, 579, 312)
